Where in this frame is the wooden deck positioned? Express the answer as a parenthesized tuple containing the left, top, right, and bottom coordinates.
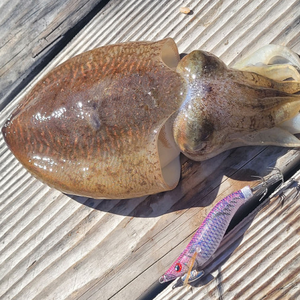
(1, 0, 300, 299)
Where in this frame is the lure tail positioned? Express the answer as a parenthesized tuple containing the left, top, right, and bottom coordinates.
(251, 168, 284, 199)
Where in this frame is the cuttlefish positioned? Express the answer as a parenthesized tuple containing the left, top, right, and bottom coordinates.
(2, 38, 300, 199)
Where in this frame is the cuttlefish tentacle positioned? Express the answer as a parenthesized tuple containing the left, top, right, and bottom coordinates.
(236, 127, 300, 147)
(238, 64, 300, 82)
(229, 69, 300, 94)
(233, 44, 300, 71)
(280, 114, 300, 134)
(232, 44, 300, 140)
(232, 44, 300, 91)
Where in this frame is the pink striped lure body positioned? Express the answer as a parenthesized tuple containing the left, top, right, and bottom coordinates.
(159, 186, 253, 284)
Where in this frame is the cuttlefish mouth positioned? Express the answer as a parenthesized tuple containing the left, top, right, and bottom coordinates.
(173, 44, 300, 161)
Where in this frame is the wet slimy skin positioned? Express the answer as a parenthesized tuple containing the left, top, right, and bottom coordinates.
(2, 39, 300, 198)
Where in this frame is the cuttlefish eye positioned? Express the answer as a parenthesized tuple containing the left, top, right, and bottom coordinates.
(3, 39, 300, 199)
(174, 263, 182, 272)
(174, 47, 300, 161)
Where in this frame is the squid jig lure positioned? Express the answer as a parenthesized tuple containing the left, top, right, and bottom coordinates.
(159, 170, 283, 288)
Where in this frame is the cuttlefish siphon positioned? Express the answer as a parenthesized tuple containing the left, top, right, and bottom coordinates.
(2, 38, 300, 199)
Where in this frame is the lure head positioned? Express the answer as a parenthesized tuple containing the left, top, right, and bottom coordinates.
(159, 246, 205, 284)
(159, 259, 190, 283)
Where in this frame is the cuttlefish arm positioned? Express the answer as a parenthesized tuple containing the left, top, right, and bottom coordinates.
(233, 44, 300, 138)
(233, 44, 300, 74)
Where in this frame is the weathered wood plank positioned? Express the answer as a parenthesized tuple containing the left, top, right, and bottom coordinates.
(1, 0, 300, 299)
(78, 148, 300, 300)
(0, 0, 108, 111)
(154, 168, 300, 300)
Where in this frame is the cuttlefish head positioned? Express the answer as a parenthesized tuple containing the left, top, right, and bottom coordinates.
(2, 39, 300, 199)
(173, 48, 300, 161)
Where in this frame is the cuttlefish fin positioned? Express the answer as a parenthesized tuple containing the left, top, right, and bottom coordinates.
(238, 127, 300, 147)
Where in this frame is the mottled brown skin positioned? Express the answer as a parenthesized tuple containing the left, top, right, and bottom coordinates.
(3, 39, 300, 199)
(2, 39, 186, 198)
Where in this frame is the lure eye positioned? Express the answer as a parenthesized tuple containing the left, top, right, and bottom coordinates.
(174, 263, 182, 272)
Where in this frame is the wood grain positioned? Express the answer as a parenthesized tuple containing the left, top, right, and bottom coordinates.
(0, 0, 107, 110)
(1, 0, 300, 299)
(154, 167, 300, 300)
